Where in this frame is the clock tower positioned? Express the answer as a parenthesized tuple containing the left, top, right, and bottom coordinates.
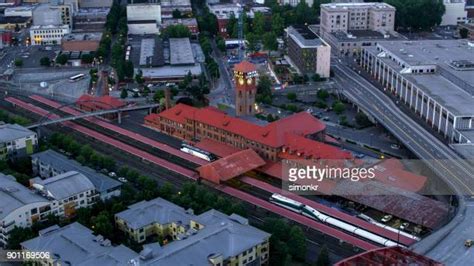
(234, 61, 257, 116)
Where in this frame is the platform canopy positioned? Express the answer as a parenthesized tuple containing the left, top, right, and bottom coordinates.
(197, 149, 266, 184)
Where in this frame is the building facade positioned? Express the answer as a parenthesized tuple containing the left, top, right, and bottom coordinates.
(320, 2, 396, 36)
(126, 3, 161, 35)
(359, 40, 474, 145)
(0, 124, 37, 160)
(30, 171, 98, 218)
(0, 173, 51, 247)
(441, 0, 468, 25)
(30, 25, 71, 45)
(286, 25, 331, 78)
(31, 149, 122, 200)
(115, 198, 271, 266)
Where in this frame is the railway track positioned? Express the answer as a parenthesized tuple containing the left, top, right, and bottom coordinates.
(5, 95, 385, 255)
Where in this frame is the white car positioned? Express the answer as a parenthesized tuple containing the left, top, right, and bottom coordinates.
(390, 144, 401, 150)
(381, 215, 393, 223)
(108, 172, 117, 177)
(118, 177, 128, 183)
(400, 222, 409, 230)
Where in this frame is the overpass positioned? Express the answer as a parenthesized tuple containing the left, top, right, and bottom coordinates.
(331, 60, 474, 265)
(26, 103, 159, 129)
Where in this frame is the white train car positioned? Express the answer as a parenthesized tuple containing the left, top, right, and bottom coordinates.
(270, 193, 405, 248)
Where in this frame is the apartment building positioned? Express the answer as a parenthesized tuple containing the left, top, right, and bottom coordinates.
(30, 171, 97, 218)
(115, 197, 194, 243)
(320, 2, 397, 56)
(0, 173, 51, 247)
(286, 25, 331, 78)
(116, 198, 271, 266)
(29, 24, 71, 45)
(360, 40, 474, 157)
(0, 123, 37, 160)
(22, 223, 139, 265)
(278, 0, 314, 7)
(31, 149, 121, 200)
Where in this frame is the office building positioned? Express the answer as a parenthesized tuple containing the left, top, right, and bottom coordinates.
(286, 25, 331, 78)
(29, 24, 71, 45)
(320, 2, 395, 35)
(31, 149, 122, 200)
(0, 123, 37, 160)
(30, 171, 97, 218)
(320, 2, 397, 55)
(359, 40, 474, 158)
(441, 0, 468, 25)
(0, 173, 51, 247)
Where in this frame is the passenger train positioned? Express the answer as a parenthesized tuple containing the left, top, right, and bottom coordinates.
(269, 193, 413, 247)
(180, 143, 217, 162)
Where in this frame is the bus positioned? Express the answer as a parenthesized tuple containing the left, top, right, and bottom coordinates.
(69, 74, 85, 82)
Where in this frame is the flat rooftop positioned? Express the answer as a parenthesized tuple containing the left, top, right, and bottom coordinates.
(331, 30, 400, 41)
(321, 2, 395, 11)
(62, 32, 102, 42)
(366, 40, 474, 116)
(287, 25, 324, 48)
(169, 38, 195, 65)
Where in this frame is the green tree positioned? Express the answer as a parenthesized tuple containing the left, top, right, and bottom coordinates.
(385, 0, 445, 31)
(355, 112, 372, 128)
(6, 227, 35, 249)
(253, 12, 266, 37)
(159, 182, 175, 199)
(79, 145, 94, 161)
(172, 9, 182, 18)
(288, 226, 307, 261)
(256, 75, 273, 104)
(317, 89, 329, 100)
(246, 33, 258, 52)
(40, 57, 51, 67)
(135, 70, 144, 84)
(14, 59, 23, 67)
(162, 24, 191, 38)
(226, 13, 238, 38)
(92, 211, 113, 238)
(271, 13, 285, 36)
(124, 60, 134, 79)
(312, 73, 321, 82)
(197, 12, 218, 35)
(81, 53, 94, 64)
(287, 92, 297, 101)
(333, 101, 345, 115)
(217, 37, 226, 52)
(316, 245, 330, 266)
(120, 88, 128, 99)
(76, 207, 93, 227)
(55, 54, 69, 65)
(263, 32, 278, 51)
(153, 90, 165, 103)
(459, 27, 469, 39)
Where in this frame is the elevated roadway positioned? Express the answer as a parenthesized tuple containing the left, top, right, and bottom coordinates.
(332, 61, 474, 265)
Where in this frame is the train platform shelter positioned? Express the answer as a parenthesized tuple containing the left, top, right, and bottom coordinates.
(334, 246, 443, 266)
(332, 180, 449, 229)
(194, 138, 241, 158)
(197, 149, 266, 184)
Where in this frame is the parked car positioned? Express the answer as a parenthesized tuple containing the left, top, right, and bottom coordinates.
(118, 177, 128, 183)
(399, 222, 409, 230)
(390, 144, 401, 150)
(381, 215, 393, 223)
(108, 172, 117, 177)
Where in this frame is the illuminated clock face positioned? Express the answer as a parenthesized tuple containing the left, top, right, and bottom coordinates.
(239, 78, 245, 85)
(247, 78, 252, 85)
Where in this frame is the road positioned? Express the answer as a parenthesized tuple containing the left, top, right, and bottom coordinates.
(208, 39, 235, 107)
(332, 60, 474, 265)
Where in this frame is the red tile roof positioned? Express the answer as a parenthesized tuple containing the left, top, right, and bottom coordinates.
(197, 149, 266, 183)
(234, 60, 256, 73)
(371, 159, 427, 192)
(195, 138, 241, 157)
(281, 134, 352, 160)
(151, 104, 326, 148)
(76, 95, 126, 110)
